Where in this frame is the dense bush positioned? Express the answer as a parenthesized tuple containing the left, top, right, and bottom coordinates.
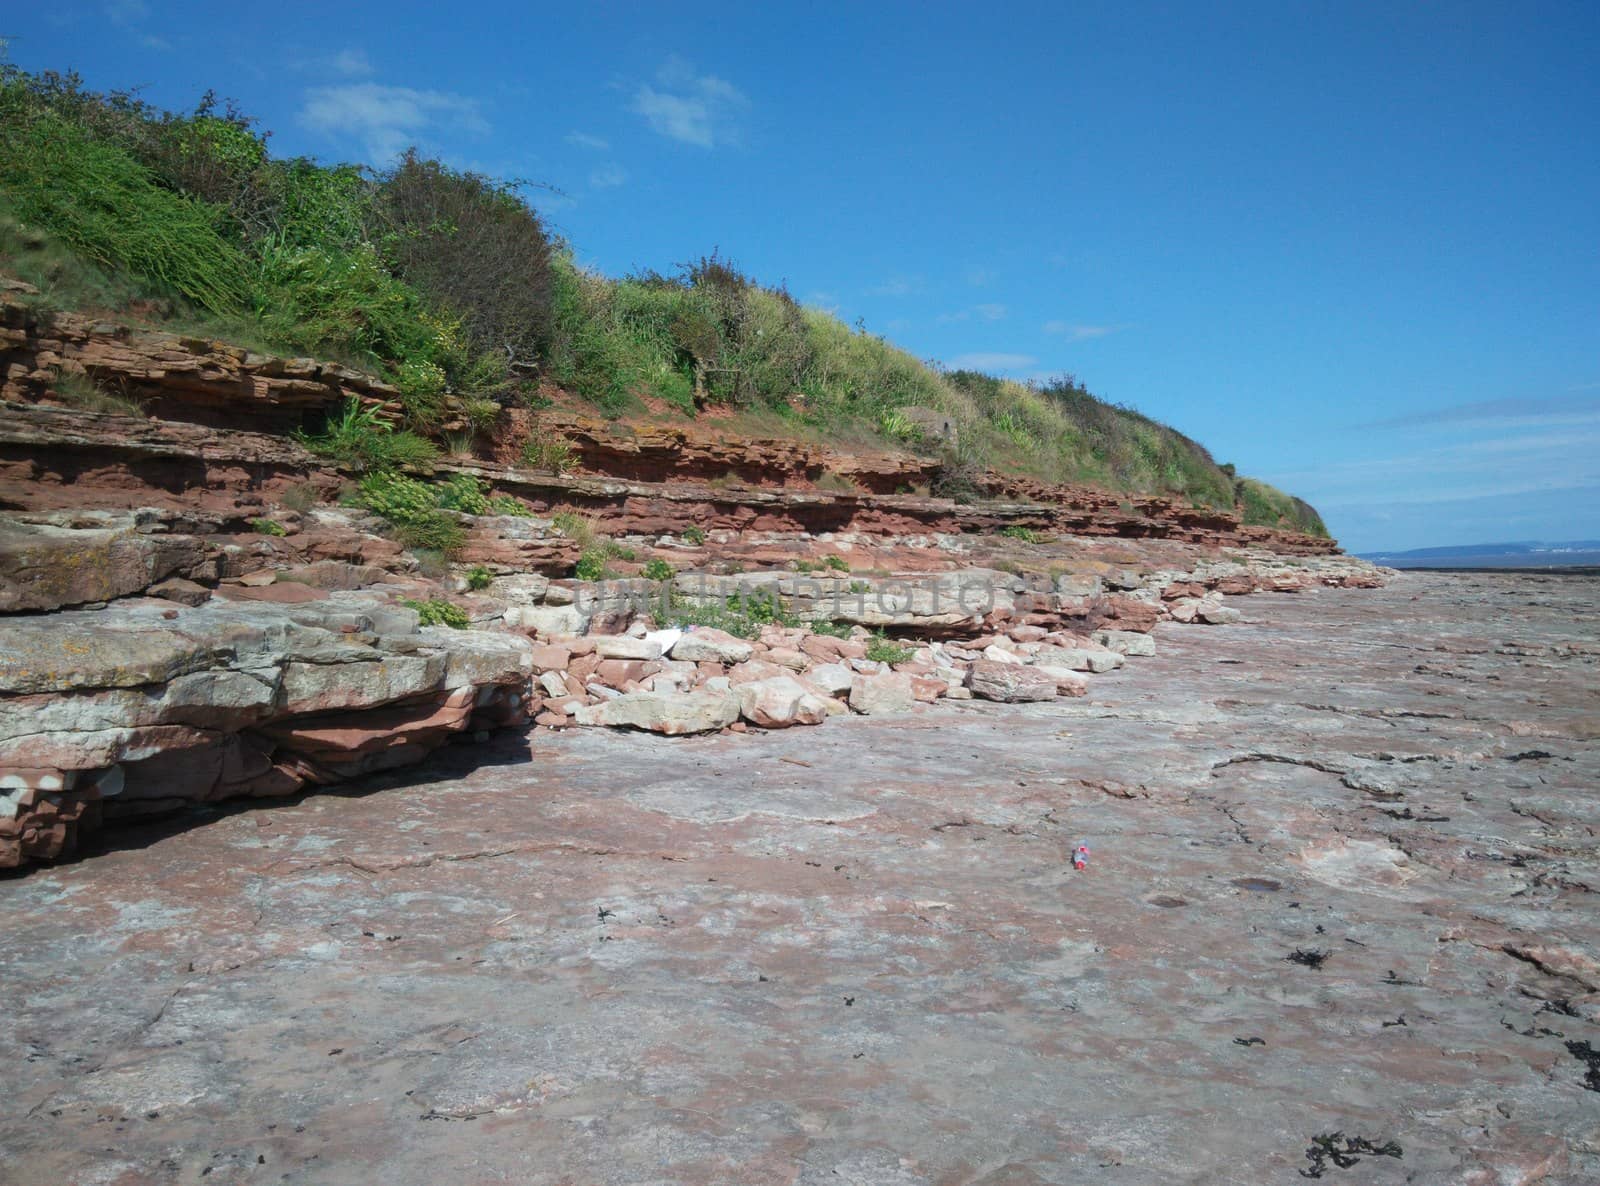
(376, 150, 555, 372)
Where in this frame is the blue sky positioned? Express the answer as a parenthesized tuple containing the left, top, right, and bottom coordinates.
(5, 1, 1597, 551)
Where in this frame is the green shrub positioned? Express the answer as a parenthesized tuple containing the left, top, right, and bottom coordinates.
(251, 517, 286, 536)
(523, 430, 575, 473)
(824, 555, 850, 572)
(487, 494, 530, 516)
(298, 398, 439, 473)
(1000, 525, 1041, 543)
(681, 526, 706, 546)
(865, 633, 915, 665)
(810, 619, 853, 638)
(642, 557, 675, 582)
(402, 597, 470, 628)
(665, 587, 799, 640)
(465, 564, 494, 591)
(0, 105, 251, 313)
(354, 471, 465, 556)
(434, 472, 491, 516)
(375, 150, 555, 370)
(574, 549, 609, 582)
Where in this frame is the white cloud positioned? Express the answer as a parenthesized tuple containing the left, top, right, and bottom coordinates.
(631, 55, 748, 148)
(946, 352, 1037, 372)
(300, 83, 488, 163)
(1043, 321, 1119, 340)
(589, 163, 628, 189)
(966, 266, 997, 287)
(105, 0, 169, 49)
(567, 131, 610, 151)
(329, 48, 374, 77)
(104, 0, 148, 24)
(974, 303, 1007, 321)
(867, 275, 924, 298)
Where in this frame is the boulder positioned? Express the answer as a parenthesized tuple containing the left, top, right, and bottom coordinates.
(669, 628, 755, 665)
(593, 635, 664, 661)
(848, 671, 915, 715)
(807, 663, 855, 698)
(737, 676, 830, 728)
(574, 689, 739, 736)
(966, 659, 1058, 703)
(1092, 629, 1157, 657)
(0, 511, 207, 612)
(1032, 645, 1124, 673)
(1032, 666, 1090, 697)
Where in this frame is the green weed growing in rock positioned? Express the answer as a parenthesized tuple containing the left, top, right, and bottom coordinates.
(642, 557, 675, 582)
(250, 517, 286, 536)
(464, 564, 494, 591)
(865, 633, 915, 665)
(402, 598, 470, 628)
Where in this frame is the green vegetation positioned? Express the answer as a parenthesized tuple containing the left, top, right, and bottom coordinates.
(824, 555, 850, 572)
(1234, 478, 1328, 537)
(522, 429, 575, 473)
(642, 557, 676, 582)
(464, 564, 494, 591)
(402, 598, 470, 629)
(250, 517, 286, 536)
(666, 587, 800, 640)
(299, 398, 439, 473)
(46, 367, 145, 416)
(999, 525, 1042, 543)
(681, 526, 706, 546)
(0, 60, 1325, 534)
(352, 471, 465, 556)
(865, 633, 916, 666)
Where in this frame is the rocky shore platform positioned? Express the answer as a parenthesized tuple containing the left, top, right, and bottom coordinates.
(1, 570, 1596, 1184)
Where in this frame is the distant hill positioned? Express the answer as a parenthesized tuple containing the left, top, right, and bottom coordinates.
(1360, 541, 1600, 569)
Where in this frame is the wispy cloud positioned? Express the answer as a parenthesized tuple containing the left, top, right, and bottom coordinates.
(946, 352, 1037, 372)
(867, 275, 925, 298)
(104, 0, 169, 49)
(566, 131, 610, 151)
(966, 266, 998, 287)
(1363, 395, 1600, 430)
(1043, 321, 1121, 340)
(631, 56, 747, 148)
(300, 83, 487, 163)
(589, 163, 628, 189)
(1262, 427, 1600, 510)
(938, 303, 1008, 324)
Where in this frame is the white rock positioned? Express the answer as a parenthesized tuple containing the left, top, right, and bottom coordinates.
(593, 635, 664, 661)
(1092, 629, 1156, 657)
(848, 671, 915, 715)
(669, 628, 754, 664)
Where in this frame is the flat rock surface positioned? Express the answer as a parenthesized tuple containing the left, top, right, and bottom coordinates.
(2, 572, 1597, 1184)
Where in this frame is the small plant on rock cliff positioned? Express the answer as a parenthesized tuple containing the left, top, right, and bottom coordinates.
(551, 510, 596, 547)
(681, 526, 706, 546)
(487, 494, 531, 516)
(402, 597, 470, 629)
(355, 471, 465, 557)
(865, 633, 915, 666)
(523, 430, 575, 474)
(1000, 525, 1041, 543)
(47, 367, 147, 416)
(300, 398, 438, 473)
(824, 555, 850, 572)
(251, 517, 287, 536)
(464, 564, 494, 591)
(574, 548, 609, 582)
(642, 557, 675, 582)
(434, 472, 491, 516)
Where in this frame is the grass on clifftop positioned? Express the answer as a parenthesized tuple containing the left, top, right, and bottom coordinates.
(0, 60, 1327, 538)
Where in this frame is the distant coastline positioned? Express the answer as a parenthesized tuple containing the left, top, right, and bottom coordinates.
(1359, 541, 1600, 569)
